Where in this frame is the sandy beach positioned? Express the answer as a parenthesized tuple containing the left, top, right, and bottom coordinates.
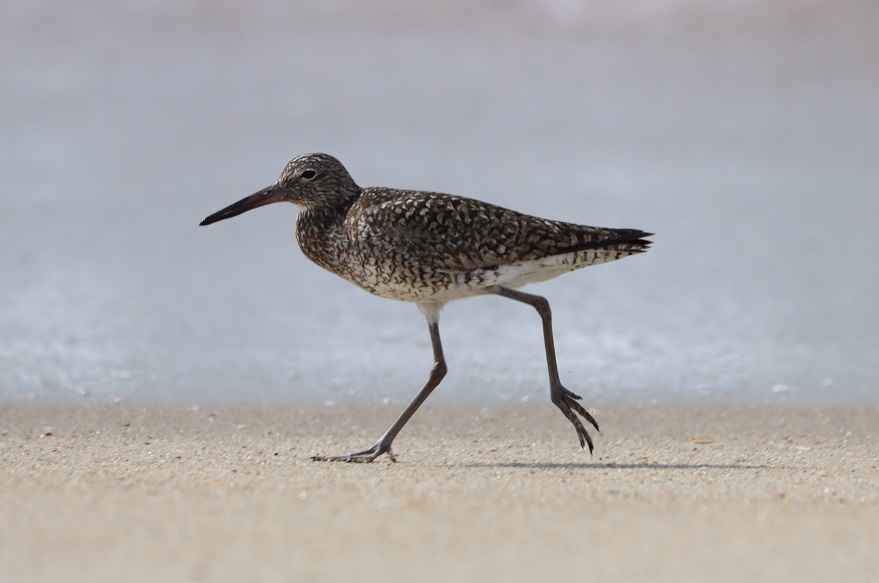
(1, 404, 876, 582)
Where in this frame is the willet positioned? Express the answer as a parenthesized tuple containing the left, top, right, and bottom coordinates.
(200, 153, 652, 462)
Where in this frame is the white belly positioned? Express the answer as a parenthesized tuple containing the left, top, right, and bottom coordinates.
(343, 248, 621, 304)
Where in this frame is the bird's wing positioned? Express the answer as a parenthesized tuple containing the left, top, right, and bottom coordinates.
(350, 189, 649, 273)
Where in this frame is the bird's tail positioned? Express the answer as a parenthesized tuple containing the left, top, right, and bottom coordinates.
(603, 228, 653, 255)
(554, 228, 653, 270)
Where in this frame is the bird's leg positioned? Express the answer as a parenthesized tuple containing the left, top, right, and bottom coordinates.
(489, 286, 599, 453)
(312, 312, 447, 463)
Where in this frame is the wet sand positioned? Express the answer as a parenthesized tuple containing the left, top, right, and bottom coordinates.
(1, 404, 877, 582)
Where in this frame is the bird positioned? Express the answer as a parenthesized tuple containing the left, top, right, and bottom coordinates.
(200, 153, 652, 462)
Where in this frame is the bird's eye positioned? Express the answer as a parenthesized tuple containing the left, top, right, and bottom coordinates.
(301, 169, 317, 180)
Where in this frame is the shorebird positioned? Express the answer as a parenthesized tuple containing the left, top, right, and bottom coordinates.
(200, 153, 652, 462)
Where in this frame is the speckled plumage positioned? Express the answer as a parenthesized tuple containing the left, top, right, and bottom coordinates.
(299, 186, 649, 303)
(201, 153, 652, 462)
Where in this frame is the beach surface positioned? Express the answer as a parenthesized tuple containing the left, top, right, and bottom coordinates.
(2, 404, 876, 582)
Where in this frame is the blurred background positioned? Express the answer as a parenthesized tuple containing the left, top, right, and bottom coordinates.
(2, 0, 877, 407)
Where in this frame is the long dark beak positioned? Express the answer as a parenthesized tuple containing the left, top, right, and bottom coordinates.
(199, 184, 285, 226)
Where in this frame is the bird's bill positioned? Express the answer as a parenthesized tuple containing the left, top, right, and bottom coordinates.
(199, 184, 285, 226)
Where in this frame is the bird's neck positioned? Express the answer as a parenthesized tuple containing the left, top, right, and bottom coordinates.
(295, 201, 355, 273)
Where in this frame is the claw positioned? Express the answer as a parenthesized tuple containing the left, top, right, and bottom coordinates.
(563, 407, 594, 453)
(552, 385, 599, 454)
(564, 393, 599, 431)
(311, 443, 395, 463)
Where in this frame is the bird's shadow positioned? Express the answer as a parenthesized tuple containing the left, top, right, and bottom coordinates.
(458, 461, 785, 471)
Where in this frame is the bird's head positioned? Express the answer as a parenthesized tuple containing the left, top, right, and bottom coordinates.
(199, 153, 360, 226)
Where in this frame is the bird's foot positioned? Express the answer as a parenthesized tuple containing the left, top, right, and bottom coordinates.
(551, 385, 600, 454)
(311, 442, 396, 463)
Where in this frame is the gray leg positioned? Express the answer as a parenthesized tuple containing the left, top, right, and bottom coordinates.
(312, 308, 447, 463)
(489, 286, 599, 453)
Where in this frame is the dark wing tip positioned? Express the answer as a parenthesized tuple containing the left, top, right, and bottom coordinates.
(612, 229, 653, 250)
(561, 227, 654, 254)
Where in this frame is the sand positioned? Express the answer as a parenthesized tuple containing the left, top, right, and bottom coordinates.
(1, 404, 877, 582)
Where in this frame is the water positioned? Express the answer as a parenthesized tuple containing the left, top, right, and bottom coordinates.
(2, 0, 877, 407)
